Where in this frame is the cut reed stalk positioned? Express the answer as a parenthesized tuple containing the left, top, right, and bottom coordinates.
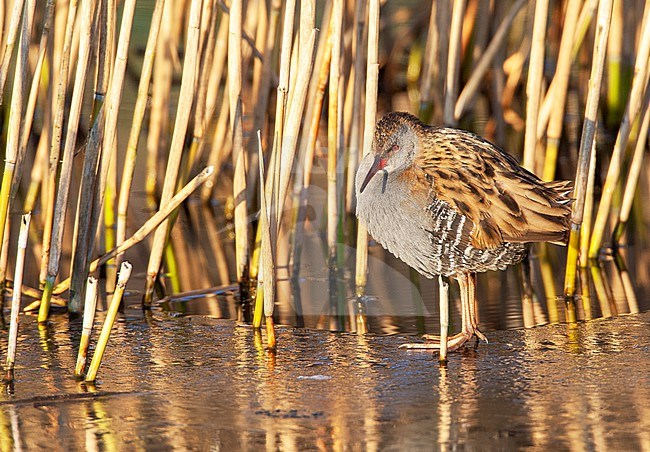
(116, 0, 165, 268)
(354, 0, 379, 296)
(74, 277, 98, 377)
(85, 261, 132, 382)
(443, 0, 466, 127)
(588, 3, 650, 259)
(522, 0, 548, 172)
(4, 213, 30, 382)
(39, 0, 97, 323)
(228, 0, 250, 306)
(142, 0, 202, 306)
(563, 0, 614, 315)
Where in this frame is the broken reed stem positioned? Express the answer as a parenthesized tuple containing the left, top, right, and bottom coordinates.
(355, 0, 380, 296)
(0, 0, 35, 289)
(588, 3, 650, 259)
(228, 0, 250, 300)
(522, 0, 548, 173)
(39, 0, 96, 323)
(116, 0, 165, 267)
(85, 261, 132, 382)
(542, 0, 581, 181)
(455, 0, 526, 121)
(4, 213, 31, 382)
(74, 277, 98, 377)
(50, 166, 214, 296)
(443, 0, 466, 127)
(563, 0, 613, 308)
(143, 0, 202, 306)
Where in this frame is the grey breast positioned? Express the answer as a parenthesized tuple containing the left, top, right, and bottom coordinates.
(355, 154, 527, 277)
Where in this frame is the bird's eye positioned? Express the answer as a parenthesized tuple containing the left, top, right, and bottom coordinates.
(390, 144, 399, 153)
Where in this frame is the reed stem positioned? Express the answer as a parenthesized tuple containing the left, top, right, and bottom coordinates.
(563, 0, 614, 309)
(4, 213, 30, 382)
(74, 277, 98, 377)
(355, 0, 379, 296)
(85, 262, 132, 382)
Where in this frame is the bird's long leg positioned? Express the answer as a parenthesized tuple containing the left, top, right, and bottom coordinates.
(467, 273, 488, 343)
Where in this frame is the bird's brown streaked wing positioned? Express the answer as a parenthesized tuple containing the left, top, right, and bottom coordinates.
(412, 128, 572, 249)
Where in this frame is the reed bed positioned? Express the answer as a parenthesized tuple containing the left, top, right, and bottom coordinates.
(0, 0, 647, 370)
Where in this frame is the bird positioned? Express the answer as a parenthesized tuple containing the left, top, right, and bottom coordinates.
(355, 112, 572, 357)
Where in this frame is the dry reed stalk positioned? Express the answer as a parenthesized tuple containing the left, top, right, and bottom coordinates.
(38, 0, 97, 323)
(38, 0, 79, 287)
(541, 0, 581, 181)
(74, 277, 98, 377)
(275, 6, 318, 217)
(142, 0, 202, 306)
(345, 0, 367, 213)
(256, 132, 276, 349)
(578, 140, 597, 319)
(563, 0, 614, 315)
(203, 11, 229, 136)
(327, 0, 342, 270)
(0, 0, 35, 290)
(70, 0, 137, 311)
(52, 166, 214, 295)
(522, 0, 548, 172)
(419, 2, 439, 120)
(614, 88, 650, 245)
(228, 0, 250, 304)
(201, 91, 231, 202)
(116, 0, 165, 268)
(255, 23, 318, 329)
(354, 0, 379, 295)
(536, 0, 599, 139)
(4, 213, 30, 382)
(588, 4, 650, 259)
(290, 17, 333, 276)
(245, 0, 271, 200)
(68, 107, 105, 312)
(443, 0, 466, 127)
(0, 0, 24, 102)
(146, 0, 174, 198)
(85, 261, 132, 382)
(606, 0, 625, 127)
(454, 0, 526, 121)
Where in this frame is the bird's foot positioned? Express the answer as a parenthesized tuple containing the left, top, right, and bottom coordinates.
(474, 328, 488, 344)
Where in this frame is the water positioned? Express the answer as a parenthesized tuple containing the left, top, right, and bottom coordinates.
(1, 308, 649, 449)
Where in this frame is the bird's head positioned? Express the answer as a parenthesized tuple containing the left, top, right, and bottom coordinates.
(357, 112, 420, 193)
